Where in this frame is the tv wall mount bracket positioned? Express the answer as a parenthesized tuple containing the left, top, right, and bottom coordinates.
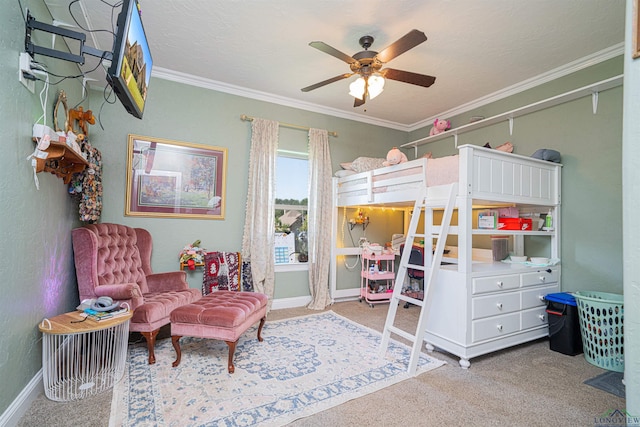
(24, 12, 113, 64)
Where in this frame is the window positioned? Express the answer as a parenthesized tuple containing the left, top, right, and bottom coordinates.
(275, 151, 308, 267)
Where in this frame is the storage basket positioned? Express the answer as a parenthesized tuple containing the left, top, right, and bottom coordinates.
(573, 291, 624, 372)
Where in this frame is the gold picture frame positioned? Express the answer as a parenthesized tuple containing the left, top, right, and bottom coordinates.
(125, 134, 227, 219)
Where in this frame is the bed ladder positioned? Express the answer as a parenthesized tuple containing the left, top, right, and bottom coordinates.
(379, 182, 458, 375)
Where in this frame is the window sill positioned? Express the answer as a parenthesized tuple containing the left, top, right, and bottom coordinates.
(275, 263, 309, 273)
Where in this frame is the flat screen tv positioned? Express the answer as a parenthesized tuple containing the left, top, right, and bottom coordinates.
(107, 0, 153, 119)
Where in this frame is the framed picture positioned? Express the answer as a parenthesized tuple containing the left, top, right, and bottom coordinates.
(635, 0, 640, 59)
(125, 134, 227, 219)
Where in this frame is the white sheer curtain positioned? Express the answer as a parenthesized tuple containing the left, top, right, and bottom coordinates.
(307, 128, 333, 310)
(242, 118, 279, 310)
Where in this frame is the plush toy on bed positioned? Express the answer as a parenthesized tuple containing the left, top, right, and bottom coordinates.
(430, 118, 451, 136)
(383, 147, 408, 167)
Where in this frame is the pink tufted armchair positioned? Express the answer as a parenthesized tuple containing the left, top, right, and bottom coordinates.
(72, 223, 201, 364)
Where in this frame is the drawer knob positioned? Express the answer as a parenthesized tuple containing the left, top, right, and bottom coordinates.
(539, 276, 546, 282)
(497, 281, 504, 288)
(496, 303, 503, 310)
(497, 324, 503, 331)
(538, 314, 546, 321)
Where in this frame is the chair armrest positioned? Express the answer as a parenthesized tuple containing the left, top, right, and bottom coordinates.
(146, 271, 189, 293)
(95, 283, 144, 310)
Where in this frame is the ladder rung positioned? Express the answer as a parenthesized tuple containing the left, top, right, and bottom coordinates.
(404, 264, 426, 271)
(386, 325, 417, 343)
(409, 233, 425, 239)
(395, 294, 425, 307)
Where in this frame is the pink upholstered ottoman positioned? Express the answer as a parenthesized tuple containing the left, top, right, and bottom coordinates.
(170, 291, 268, 373)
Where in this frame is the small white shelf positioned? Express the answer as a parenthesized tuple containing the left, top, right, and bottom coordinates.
(471, 229, 554, 236)
(402, 74, 623, 149)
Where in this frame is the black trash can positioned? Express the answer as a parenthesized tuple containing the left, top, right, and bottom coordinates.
(545, 292, 583, 356)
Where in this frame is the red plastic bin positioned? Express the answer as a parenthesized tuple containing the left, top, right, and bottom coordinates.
(498, 217, 533, 231)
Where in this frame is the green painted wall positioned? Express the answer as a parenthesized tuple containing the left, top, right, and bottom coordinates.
(1, 0, 88, 415)
(89, 77, 408, 297)
(409, 57, 624, 294)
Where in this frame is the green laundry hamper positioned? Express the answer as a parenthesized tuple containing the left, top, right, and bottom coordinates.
(573, 291, 624, 372)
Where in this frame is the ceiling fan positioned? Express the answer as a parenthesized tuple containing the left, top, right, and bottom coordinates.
(301, 29, 436, 107)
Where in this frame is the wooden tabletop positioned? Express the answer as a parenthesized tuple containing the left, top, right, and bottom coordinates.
(39, 310, 133, 335)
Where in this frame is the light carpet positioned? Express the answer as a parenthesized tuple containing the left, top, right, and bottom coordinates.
(110, 310, 445, 426)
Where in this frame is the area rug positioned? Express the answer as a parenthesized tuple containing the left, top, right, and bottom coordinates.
(110, 311, 445, 426)
(584, 371, 626, 398)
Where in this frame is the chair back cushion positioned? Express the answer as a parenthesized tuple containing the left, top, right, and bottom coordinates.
(72, 223, 149, 300)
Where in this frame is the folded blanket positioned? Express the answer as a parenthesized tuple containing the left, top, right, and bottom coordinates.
(202, 251, 241, 295)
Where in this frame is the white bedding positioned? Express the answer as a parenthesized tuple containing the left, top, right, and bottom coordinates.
(426, 155, 459, 186)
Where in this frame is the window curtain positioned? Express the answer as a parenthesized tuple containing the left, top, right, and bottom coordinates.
(242, 118, 279, 311)
(307, 128, 333, 310)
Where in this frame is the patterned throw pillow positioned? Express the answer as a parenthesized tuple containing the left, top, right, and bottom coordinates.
(349, 157, 386, 173)
(340, 162, 353, 170)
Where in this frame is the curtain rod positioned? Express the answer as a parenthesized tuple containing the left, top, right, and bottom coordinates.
(240, 114, 338, 137)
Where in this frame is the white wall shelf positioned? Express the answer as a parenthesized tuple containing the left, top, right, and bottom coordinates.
(402, 74, 623, 151)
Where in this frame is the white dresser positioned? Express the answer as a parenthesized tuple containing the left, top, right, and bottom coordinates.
(423, 263, 560, 368)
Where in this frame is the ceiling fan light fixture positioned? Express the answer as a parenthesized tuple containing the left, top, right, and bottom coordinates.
(348, 75, 385, 101)
(368, 75, 385, 99)
(348, 77, 366, 100)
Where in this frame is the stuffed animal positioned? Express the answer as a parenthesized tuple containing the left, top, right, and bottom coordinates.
(429, 118, 451, 136)
(383, 147, 408, 167)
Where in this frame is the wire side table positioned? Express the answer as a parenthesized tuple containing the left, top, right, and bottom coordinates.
(39, 310, 132, 401)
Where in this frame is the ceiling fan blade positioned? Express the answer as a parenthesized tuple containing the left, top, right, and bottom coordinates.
(380, 68, 436, 88)
(375, 29, 428, 63)
(309, 41, 358, 64)
(301, 73, 353, 92)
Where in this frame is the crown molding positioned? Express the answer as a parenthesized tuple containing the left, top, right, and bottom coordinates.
(151, 68, 410, 131)
(152, 43, 623, 133)
(407, 43, 624, 132)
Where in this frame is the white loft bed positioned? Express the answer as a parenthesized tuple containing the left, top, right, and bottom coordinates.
(329, 143, 563, 367)
(333, 144, 559, 210)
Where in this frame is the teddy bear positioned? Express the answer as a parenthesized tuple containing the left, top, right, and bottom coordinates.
(429, 118, 451, 136)
(382, 147, 408, 167)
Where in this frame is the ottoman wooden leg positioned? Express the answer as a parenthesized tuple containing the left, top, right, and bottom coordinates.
(171, 335, 182, 367)
(257, 316, 266, 342)
(225, 340, 237, 374)
(225, 317, 266, 374)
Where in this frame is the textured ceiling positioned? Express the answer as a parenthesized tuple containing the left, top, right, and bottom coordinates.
(42, 0, 625, 130)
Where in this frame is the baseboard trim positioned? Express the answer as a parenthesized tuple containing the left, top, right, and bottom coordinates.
(0, 369, 43, 427)
(331, 288, 361, 301)
(270, 295, 312, 310)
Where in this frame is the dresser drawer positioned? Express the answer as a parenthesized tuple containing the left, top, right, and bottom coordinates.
(521, 284, 559, 309)
(472, 292, 520, 319)
(472, 312, 520, 342)
(521, 269, 559, 287)
(473, 274, 520, 294)
(521, 306, 549, 330)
